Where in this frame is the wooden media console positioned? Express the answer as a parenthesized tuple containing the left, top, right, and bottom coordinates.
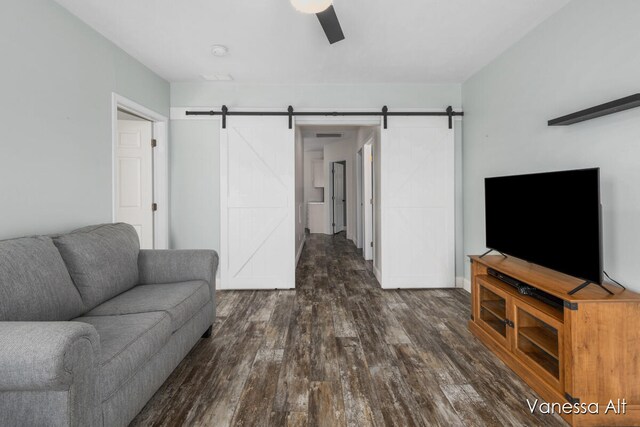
(468, 255, 640, 426)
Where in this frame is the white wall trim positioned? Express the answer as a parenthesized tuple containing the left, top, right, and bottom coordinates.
(373, 264, 382, 286)
(456, 276, 471, 293)
(362, 140, 374, 261)
(356, 148, 363, 249)
(112, 93, 169, 249)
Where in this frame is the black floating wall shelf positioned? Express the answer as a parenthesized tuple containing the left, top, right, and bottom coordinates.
(548, 93, 640, 126)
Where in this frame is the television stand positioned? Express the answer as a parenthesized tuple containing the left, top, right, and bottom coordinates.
(568, 279, 614, 295)
(468, 254, 640, 426)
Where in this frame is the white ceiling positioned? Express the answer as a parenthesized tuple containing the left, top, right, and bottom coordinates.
(53, 0, 570, 84)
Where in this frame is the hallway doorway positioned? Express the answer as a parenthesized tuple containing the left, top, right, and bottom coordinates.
(357, 141, 374, 261)
(111, 93, 169, 249)
(331, 160, 347, 234)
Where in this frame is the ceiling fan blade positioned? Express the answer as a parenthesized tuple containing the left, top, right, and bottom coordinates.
(316, 5, 345, 44)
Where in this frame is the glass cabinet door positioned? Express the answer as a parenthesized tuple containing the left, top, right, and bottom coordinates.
(477, 279, 511, 349)
(513, 300, 563, 391)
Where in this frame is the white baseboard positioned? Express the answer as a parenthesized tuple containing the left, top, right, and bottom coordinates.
(456, 276, 471, 293)
(373, 264, 382, 285)
(296, 236, 306, 266)
(217, 283, 294, 290)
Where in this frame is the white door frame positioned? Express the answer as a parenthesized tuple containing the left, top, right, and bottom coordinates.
(112, 93, 169, 249)
(356, 149, 363, 249)
(363, 140, 374, 261)
(330, 161, 347, 234)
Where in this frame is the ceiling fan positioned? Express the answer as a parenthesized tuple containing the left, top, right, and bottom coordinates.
(290, 0, 345, 44)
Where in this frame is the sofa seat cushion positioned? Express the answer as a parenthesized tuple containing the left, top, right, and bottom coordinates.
(86, 281, 211, 333)
(52, 223, 140, 310)
(0, 236, 85, 321)
(74, 312, 171, 401)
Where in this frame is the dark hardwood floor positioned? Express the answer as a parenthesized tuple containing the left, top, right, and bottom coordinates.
(132, 232, 564, 426)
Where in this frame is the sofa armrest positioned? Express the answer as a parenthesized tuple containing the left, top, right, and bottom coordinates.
(0, 322, 101, 426)
(138, 249, 218, 294)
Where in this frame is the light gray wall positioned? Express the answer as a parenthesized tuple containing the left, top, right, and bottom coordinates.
(170, 82, 466, 281)
(171, 83, 460, 109)
(462, 0, 640, 291)
(0, 0, 169, 239)
(169, 120, 220, 250)
(304, 151, 324, 205)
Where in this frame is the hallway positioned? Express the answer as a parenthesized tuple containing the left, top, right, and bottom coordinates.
(132, 233, 562, 426)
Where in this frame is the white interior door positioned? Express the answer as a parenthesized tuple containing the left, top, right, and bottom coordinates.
(381, 116, 454, 288)
(332, 162, 345, 233)
(115, 119, 153, 249)
(221, 116, 295, 289)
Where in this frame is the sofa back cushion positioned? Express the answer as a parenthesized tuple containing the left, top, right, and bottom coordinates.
(0, 236, 85, 321)
(53, 223, 140, 310)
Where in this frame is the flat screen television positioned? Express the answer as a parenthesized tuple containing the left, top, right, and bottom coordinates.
(485, 168, 602, 284)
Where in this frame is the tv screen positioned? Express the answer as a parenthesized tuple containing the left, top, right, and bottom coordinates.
(485, 168, 602, 284)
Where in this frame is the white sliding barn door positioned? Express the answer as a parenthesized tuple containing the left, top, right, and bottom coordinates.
(381, 117, 454, 288)
(115, 119, 154, 249)
(220, 116, 295, 289)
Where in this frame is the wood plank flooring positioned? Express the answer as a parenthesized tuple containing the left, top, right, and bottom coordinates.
(131, 233, 564, 427)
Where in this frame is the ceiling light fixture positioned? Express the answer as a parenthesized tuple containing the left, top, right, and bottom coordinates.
(290, 0, 332, 14)
(211, 45, 229, 57)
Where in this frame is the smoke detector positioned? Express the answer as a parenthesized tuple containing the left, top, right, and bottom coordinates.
(211, 45, 229, 57)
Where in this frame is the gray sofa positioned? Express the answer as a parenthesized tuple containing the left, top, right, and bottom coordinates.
(0, 223, 218, 427)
